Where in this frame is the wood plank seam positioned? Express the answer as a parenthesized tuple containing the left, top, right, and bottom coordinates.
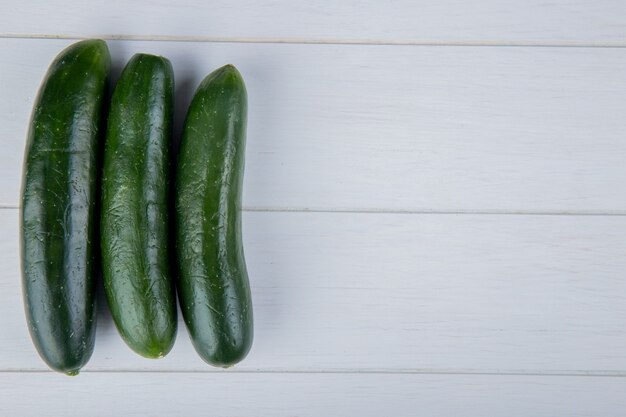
(1, 369, 626, 377)
(6, 207, 626, 216)
(2, 33, 626, 48)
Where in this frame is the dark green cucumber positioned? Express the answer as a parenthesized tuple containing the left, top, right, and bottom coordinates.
(20, 40, 110, 375)
(101, 54, 176, 358)
(176, 65, 253, 367)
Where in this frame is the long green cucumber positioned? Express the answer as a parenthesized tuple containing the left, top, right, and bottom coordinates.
(176, 65, 253, 367)
(20, 40, 110, 375)
(101, 54, 176, 358)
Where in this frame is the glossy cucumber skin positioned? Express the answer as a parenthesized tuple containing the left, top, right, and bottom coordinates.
(176, 65, 253, 367)
(20, 40, 110, 375)
(101, 54, 176, 358)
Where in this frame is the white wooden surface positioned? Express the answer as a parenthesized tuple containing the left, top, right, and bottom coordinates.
(2, 373, 626, 417)
(4, 39, 626, 213)
(2, 0, 626, 45)
(2, 1, 626, 415)
(3, 209, 626, 373)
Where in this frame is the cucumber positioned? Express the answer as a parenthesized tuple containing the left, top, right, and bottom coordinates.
(101, 54, 176, 358)
(20, 39, 110, 375)
(176, 65, 253, 367)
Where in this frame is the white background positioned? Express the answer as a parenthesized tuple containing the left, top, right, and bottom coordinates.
(2, 1, 626, 415)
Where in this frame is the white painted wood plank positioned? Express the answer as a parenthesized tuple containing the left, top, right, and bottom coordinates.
(2, 372, 626, 417)
(3, 209, 626, 372)
(3, 39, 626, 212)
(2, 0, 626, 45)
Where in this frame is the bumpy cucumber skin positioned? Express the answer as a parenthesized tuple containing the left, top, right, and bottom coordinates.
(101, 54, 177, 359)
(20, 40, 110, 375)
(176, 65, 253, 367)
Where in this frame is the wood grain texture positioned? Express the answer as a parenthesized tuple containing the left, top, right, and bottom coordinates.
(3, 8, 626, 412)
(3, 39, 626, 212)
(1, 0, 626, 45)
(3, 209, 626, 372)
(2, 372, 626, 417)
